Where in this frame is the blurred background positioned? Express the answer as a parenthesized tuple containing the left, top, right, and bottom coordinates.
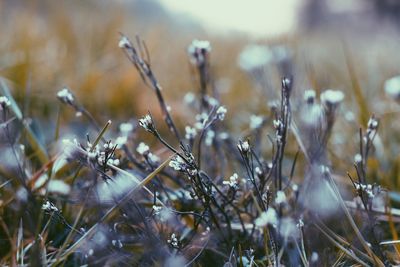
(1, 0, 400, 129)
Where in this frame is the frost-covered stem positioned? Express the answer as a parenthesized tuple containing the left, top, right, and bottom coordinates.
(198, 63, 209, 112)
(120, 34, 181, 141)
(275, 77, 291, 192)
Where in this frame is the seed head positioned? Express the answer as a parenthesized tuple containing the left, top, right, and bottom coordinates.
(57, 88, 75, 105)
(0, 96, 11, 110)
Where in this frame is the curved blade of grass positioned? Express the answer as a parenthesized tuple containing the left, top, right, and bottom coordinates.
(313, 223, 369, 266)
(0, 78, 49, 164)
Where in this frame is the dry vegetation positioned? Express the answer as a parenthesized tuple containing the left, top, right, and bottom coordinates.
(1, 1, 400, 266)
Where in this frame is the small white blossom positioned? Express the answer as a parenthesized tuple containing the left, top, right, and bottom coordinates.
(354, 153, 362, 164)
(195, 112, 208, 130)
(384, 75, 400, 100)
(42, 200, 59, 213)
(238, 45, 272, 71)
(320, 89, 345, 107)
(57, 88, 74, 104)
(367, 117, 378, 130)
(119, 122, 134, 134)
(218, 132, 229, 140)
(138, 114, 154, 132)
(216, 106, 227, 121)
(0, 96, 11, 109)
(275, 190, 287, 204)
(188, 40, 211, 66)
(185, 126, 197, 140)
(169, 156, 186, 171)
(249, 115, 263, 129)
(115, 136, 128, 147)
(148, 153, 160, 163)
(273, 119, 283, 130)
(296, 219, 304, 228)
(255, 208, 278, 227)
(152, 205, 162, 215)
(205, 130, 215, 146)
(136, 142, 149, 155)
(118, 36, 131, 48)
(223, 173, 239, 189)
(112, 239, 123, 248)
(304, 89, 316, 104)
(183, 92, 196, 105)
(237, 140, 250, 153)
(167, 233, 179, 248)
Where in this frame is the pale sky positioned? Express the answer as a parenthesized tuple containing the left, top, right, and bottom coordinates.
(158, 0, 300, 36)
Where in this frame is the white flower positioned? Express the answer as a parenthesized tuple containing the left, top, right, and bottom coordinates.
(255, 208, 278, 227)
(367, 117, 378, 130)
(152, 205, 162, 215)
(205, 130, 215, 146)
(119, 122, 134, 134)
(223, 173, 239, 189)
(41, 200, 59, 213)
(216, 106, 227, 121)
(188, 39, 211, 66)
(118, 36, 131, 48)
(183, 92, 196, 105)
(0, 96, 11, 109)
(138, 114, 154, 132)
(273, 119, 283, 130)
(148, 153, 160, 163)
(275, 191, 286, 204)
(320, 89, 345, 107)
(249, 115, 263, 129)
(169, 156, 186, 171)
(115, 136, 128, 147)
(167, 233, 179, 248)
(185, 126, 197, 140)
(384, 75, 400, 100)
(238, 45, 272, 71)
(195, 112, 208, 129)
(354, 153, 362, 164)
(136, 142, 149, 155)
(57, 88, 74, 104)
(304, 89, 316, 104)
(237, 140, 250, 153)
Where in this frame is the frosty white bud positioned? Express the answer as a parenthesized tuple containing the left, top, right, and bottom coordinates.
(169, 156, 186, 171)
(152, 205, 162, 215)
(255, 208, 278, 227)
(183, 92, 196, 105)
(222, 173, 239, 189)
(185, 126, 197, 140)
(238, 44, 272, 71)
(188, 39, 211, 66)
(0, 96, 11, 110)
(216, 106, 227, 121)
(237, 140, 250, 154)
(367, 117, 378, 130)
(249, 115, 263, 129)
(320, 89, 344, 108)
(275, 190, 287, 204)
(119, 122, 134, 134)
(138, 114, 155, 133)
(136, 142, 149, 155)
(118, 36, 131, 48)
(384, 75, 400, 101)
(304, 89, 316, 104)
(205, 130, 215, 146)
(57, 88, 74, 104)
(354, 153, 362, 164)
(167, 233, 179, 248)
(42, 200, 59, 213)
